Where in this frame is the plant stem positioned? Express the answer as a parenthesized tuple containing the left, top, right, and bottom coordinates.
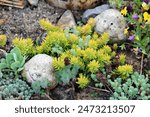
(140, 53, 144, 75)
(88, 86, 110, 93)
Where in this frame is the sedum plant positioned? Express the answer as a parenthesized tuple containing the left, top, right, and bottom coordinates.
(76, 74, 90, 89)
(0, 78, 33, 100)
(0, 47, 26, 78)
(0, 35, 7, 47)
(116, 64, 133, 79)
(109, 72, 150, 100)
(12, 38, 35, 56)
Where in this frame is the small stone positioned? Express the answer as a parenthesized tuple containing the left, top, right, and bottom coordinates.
(27, 0, 39, 6)
(22, 54, 57, 89)
(82, 4, 110, 23)
(95, 9, 126, 42)
(0, 49, 6, 59)
(57, 10, 76, 29)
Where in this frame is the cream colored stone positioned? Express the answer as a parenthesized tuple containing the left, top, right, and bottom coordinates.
(22, 54, 57, 89)
(95, 9, 126, 42)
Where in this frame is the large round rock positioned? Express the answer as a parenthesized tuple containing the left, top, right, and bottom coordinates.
(95, 9, 126, 42)
(22, 54, 57, 89)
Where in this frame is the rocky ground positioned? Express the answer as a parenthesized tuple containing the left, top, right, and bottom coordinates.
(0, 0, 82, 45)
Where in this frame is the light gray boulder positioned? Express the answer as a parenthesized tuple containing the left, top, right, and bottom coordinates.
(82, 4, 110, 23)
(28, 0, 39, 6)
(22, 54, 57, 89)
(95, 9, 126, 42)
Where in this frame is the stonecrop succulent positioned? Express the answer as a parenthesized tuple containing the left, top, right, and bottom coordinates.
(109, 72, 150, 100)
(119, 53, 126, 65)
(76, 74, 90, 89)
(12, 38, 35, 56)
(0, 35, 7, 47)
(116, 64, 133, 79)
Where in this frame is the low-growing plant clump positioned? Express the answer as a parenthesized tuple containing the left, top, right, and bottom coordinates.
(0, 0, 149, 100)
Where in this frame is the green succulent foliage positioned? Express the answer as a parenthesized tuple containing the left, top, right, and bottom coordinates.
(31, 79, 51, 95)
(0, 47, 26, 77)
(0, 78, 33, 100)
(109, 72, 150, 100)
(108, 0, 124, 9)
(55, 64, 79, 85)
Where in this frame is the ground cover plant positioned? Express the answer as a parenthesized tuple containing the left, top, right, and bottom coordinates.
(0, 0, 149, 100)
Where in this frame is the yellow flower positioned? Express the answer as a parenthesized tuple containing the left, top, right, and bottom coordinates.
(142, 2, 149, 11)
(124, 27, 129, 35)
(121, 7, 127, 16)
(97, 32, 110, 46)
(143, 12, 150, 22)
(87, 60, 99, 73)
(76, 74, 90, 89)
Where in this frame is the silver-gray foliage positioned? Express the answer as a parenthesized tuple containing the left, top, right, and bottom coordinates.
(109, 72, 150, 100)
(0, 78, 33, 100)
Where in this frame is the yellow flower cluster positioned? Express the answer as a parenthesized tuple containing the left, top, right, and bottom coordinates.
(39, 19, 62, 32)
(12, 38, 35, 56)
(82, 48, 97, 61)
(76, 74, 90, 89)
(116, 64, 133, 79)
(97, 32, 110, 46)
(0, 35, 7, 47)
(87, 60, 99, 73)
(37, 32, 68, 54)
(77, 18, 96, 35)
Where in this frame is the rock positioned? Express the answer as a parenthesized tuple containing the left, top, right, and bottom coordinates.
(22, 54, 57, 89)
(0, 49, 6, 59)
(28, 0, 39, 6)
(46, 0, 102, 10)
(57, 10, 76, 29)
(82, 4, 110, 23)
(95, 9, 126, 42)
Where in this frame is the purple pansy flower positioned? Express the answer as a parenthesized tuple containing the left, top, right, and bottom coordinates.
(127, 5, 133, 12)
(143, 0, 149, 4)
(132, 14, 139, 20)
(128, 35, 135, 41)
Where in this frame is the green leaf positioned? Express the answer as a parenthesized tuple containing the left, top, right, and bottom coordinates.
(10, 61, 20, 70)
(0, 63, 7, 69)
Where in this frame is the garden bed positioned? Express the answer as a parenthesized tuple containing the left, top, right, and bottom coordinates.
(0, 0, 150, 100)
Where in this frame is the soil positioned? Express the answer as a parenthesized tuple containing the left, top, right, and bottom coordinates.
(0, 0, 83, 46)
(0, 0, 149, 100)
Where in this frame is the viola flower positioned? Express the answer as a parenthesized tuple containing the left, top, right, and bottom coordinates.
(132, 14, 139, 20)
(124, 27, 129, 35)
(143, 12, 150, 22)
(142, 2, 149, 11)
(143, 0, 149, 4)
(127, 5, 133, 12)
(128, 35, 135, 41)
(121, 7, 127, 16)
